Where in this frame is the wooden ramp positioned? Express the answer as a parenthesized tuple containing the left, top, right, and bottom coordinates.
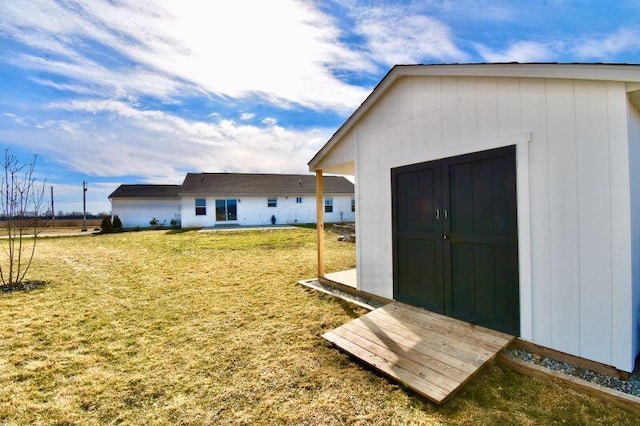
(323, 302, 514, 404)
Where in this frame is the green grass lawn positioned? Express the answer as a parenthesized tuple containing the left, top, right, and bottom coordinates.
(1, 228, 638, 424)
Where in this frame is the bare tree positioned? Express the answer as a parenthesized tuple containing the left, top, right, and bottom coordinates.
(0, 149, 46, 289)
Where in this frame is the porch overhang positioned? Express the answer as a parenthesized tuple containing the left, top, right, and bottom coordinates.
(311, 160, 354, 176)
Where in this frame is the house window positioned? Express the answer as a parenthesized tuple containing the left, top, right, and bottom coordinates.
(351, 197, 355, 212)
(296, 197, 303, 204)
(324, 197, 333, 213)
(267, 197, 277, 207)
(215, 199, 237, 221)
(195, 198, 206, 216)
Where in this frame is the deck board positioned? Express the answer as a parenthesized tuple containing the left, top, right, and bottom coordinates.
(323, 301, 514, 404)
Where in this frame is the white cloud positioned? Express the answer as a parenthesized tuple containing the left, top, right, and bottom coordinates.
(1, 99, 332, 212)
(340, 3, 469, 66)
(28, 78, 97, 96)
(2, 113, 27, 126)
(573, 28, 640, 59)
(10, 100, 330, 180)
(475, 28, 640, 64)
(12, 53, 185, 100)
(475, 41, 554, 63)
(362, 14, 468, 64)
(240, 113, 255, 121)
(261, 117, 277, 126)
(0, 0, 370, 112)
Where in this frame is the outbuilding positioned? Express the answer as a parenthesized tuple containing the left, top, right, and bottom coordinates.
(108, 184, 181, 228)
(309, 63, 640, 372)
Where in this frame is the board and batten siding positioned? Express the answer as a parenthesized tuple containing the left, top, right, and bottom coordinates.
(180, 195, 354, 228)
(336, 75, 636, 371)
(111, 198, 181, 228)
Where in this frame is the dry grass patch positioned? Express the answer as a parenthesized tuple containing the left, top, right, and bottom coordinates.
(0, 228, 638, 425)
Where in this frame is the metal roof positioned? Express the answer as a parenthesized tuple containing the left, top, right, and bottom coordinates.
(180, 173, 354, 196)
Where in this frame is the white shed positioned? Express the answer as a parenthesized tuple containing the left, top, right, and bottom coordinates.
(309, 63, 640, 373)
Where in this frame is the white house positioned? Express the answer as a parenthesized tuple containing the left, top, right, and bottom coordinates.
(108, 184, 181, 228)
(309, 63, 640, 373)
(109, 173, 355, 228)
(179, 173, 354, 227)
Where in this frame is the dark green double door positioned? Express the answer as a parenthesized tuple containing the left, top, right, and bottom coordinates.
(392, 146, 519, 335)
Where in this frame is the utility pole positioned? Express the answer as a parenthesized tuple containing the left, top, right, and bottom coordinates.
(50, 186, 55, 228)
(82, 181, 87, 232)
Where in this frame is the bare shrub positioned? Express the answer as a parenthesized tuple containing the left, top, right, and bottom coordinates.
(0, 149, 46, 289)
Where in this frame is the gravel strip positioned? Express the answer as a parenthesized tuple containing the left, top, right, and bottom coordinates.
(505, 347, 640, 396)
(299, 279, 385, 311)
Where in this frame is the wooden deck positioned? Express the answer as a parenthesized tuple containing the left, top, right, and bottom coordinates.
(323, 301, 514, 404)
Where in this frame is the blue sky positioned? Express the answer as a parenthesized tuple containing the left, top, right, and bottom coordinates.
(1, 0, 639, 214)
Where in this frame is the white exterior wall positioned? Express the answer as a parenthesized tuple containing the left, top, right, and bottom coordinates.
(341, 75, 636, 371)
(628, 98, 640, 365)
(111, 198, 181, 228)
(180, 194, 354, 227)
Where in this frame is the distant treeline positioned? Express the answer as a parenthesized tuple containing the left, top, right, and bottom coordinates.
(51, 212, 110, 219)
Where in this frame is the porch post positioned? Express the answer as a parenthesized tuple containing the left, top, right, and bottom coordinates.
(316, 169, 325, 277)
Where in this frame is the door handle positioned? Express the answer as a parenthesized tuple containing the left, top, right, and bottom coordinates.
(435, 209, 448, 220)
(443, 234, 449, 240)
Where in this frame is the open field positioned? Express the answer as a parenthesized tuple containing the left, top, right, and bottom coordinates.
(1, 228, 639, 424)
(0, 219, 103, 237)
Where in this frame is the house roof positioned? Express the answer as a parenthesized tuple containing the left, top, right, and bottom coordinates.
(109, 184, 181, 199)
(180, 173, 354, 196)
(308, 62, 640, 171)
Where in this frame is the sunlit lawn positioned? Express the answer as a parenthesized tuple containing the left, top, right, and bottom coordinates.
(1, 228, 638, 424)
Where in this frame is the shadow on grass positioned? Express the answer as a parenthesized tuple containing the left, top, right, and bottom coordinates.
(0, 280, 47, 294)
(292, 223, 317, 230)
(331, 296, 368, 320)
(164, 228, 198, 234)
(294, 223, 355, 233)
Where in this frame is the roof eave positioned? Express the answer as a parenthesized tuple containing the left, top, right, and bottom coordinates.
(110, 195, 180, 199)
(308, 65, 400, 171)
(393, 62, 640, 82)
